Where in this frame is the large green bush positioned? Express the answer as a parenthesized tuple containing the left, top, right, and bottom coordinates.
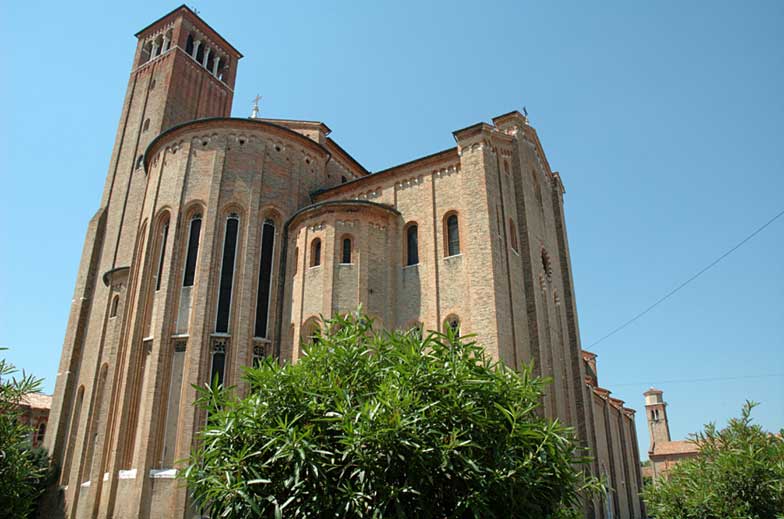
(0, 348, 52, 519)
(183, 312, 600, 518)
(643, 401, 784, 519)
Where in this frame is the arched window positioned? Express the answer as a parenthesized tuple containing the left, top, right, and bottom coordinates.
(310, 238, 321, 267)
(110, 295, 119, 318)
(154, 220, 169, 291)
(143, 118, 150, 132)
(341, 236, 352, 264)
(183, 215, 202, 288)
(405, 223, 418, 266)
(444, 213, 460, 257)
(341, 176, 347, 184)
(508, 219, 519, 253)
(254, 219, 276, 338)
(186, 34, 194, 55)
(136, 155, 144, 169)
(196, 41, 205, 63)
(301, 317, 321, 349)
(215, 214, 239, 334)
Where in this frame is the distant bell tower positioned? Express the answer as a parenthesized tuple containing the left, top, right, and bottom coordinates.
(644, 388, 671, 449)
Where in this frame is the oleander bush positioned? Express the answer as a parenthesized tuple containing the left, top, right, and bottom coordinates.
(183, 312, 601, 518)
(0, 348, 53, 519)
(643, 401, 784, 519)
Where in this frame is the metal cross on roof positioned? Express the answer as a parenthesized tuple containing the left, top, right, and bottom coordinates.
(250, 94, 262, 118)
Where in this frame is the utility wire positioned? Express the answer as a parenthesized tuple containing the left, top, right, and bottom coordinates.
(611, 373, 784, 387)
(587, 207, 784, 350)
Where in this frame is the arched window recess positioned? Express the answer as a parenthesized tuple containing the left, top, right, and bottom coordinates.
(404, 223, 419, 266)
(443, 212, 460, 257)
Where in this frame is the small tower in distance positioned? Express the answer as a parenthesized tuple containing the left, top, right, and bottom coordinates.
(644, 387, 671, 449)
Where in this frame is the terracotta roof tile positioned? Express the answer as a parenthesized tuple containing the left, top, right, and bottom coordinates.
(653, 440, 699, 456)
(20, 393, 53, 410)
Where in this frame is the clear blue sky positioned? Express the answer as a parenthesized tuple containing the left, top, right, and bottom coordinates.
(1, 1, 782, 456)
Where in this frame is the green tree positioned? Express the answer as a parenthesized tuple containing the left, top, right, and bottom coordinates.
(0, 348, 51, 519)
(183, 312, 601, 518)
(643, 401, 784, 519)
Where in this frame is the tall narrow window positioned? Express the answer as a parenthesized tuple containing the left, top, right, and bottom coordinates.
(209, 340, 226, 386)
(445, 213, 460, 256)
(254, 219, 275, 338)
(155, 222, 169, 291)
(175, 215, 202, 335)
(341, 237, 352, 264)
(215, 215, 239, 334)
(110, 295, 119, 318)
(508, 219, 519, 253)
(310, 238, 321, 267)
(406, 224, 419, 266)
(183, 216, 202, 287)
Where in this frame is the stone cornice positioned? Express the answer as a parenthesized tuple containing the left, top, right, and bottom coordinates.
(144, 117, 330, 170)
(286, 200, 401, 231)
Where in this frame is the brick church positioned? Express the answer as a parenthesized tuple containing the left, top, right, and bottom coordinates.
(46, 5, 643, 518)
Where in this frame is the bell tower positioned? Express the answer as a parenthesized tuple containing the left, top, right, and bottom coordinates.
(644, 387, 671, 450)
(45, 6, 242, 517)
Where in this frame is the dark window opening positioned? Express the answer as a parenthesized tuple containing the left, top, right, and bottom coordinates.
(406, 224, 419, 266)
(310, 238, 321, 267)
(215, 216, 239, 333)
(446, 316, 460, 336)
(143, 118, 150, 132)
(155, 222, 169, 291)
(210, 344, 226, 386)
(185, 34, 194, 55)
(446, 214, 460, 256)
(341, 176, 347, 184)
(541, 249, 552, 281)
(36, 422, 46, 445)
(341, 237, 352, 264)
(254, 220, 276, 338)
(136, 155, 144, 169)
(196, 42, 205, 63)
(183, 217, 202, 287)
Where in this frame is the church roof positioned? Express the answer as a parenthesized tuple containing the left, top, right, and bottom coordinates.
(20, 393, 52, 410)
(652, 440, 699, 456)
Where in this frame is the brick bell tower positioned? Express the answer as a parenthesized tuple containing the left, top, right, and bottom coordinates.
(45, 6, 241, 518)
(644, 387, 671, 451)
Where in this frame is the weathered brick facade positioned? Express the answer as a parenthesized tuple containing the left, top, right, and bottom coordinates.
(46, 6, 643, 518)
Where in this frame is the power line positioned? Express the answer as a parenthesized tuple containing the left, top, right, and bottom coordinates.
(611, 373, 784, 387)
(587, 207, 784, 350)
